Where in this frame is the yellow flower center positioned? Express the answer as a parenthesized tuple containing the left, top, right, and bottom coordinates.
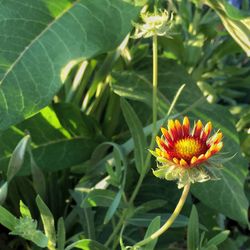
(174, 138, 205, 161)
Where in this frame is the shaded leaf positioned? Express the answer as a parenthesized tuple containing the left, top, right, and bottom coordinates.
(104, 189, 122, 224)
(84, 189, 124, 207)
(127, 213, 189, 228)
(7, 135, 30, 181)
(57, 217, 66, 250)
(142, 216, 161, 250)
(187, 205, 199, 250)
(206, 230, 230, 247)
(120, 98, 147, 174)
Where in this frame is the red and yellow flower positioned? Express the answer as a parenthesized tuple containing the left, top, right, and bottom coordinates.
(151, 116, 223, 188)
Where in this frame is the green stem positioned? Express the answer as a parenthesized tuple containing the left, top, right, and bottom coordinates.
(104, 213, 126, 247)
(128, 137, 155, 205)
(105, 35, 159, 247)
(129, 34, 158, 205)
(132, 183, 191, 249)
(152, 34, 158, 135)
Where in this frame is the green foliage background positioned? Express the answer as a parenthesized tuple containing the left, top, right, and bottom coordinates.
(0, 0, 249, 249)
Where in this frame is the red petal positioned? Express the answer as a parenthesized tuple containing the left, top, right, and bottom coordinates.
(168, 120, 178, 141)
(175, 120, 183, 138)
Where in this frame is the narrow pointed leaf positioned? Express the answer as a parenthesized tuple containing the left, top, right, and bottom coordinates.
(187, 205, 199, 250)
(104, 189, 122, 224)
(121, 98, 147, 174)
(0, 205, 18, 230)
(57, 217, 66, 250)
(143, 216, 161, 250)
(7, 135, 30, 181)
(36, 195, 56, 249)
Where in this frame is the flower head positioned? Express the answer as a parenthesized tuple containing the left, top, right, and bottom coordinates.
(133, 7, 173, 39)
(151, 116, 223, 188)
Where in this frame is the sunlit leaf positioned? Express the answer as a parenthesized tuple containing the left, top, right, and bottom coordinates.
(0, 0, 139, 130)
(65, 239, 108, 250)
(36, 195, 56, 249)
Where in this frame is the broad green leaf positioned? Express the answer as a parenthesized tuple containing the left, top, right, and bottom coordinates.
(187, 205, 199, 250)
(104, 189, 122, 224)
(1, 137, 98, 175)
(36, 195, 56, 249)
(0, 0, 140, 130)
(0, 205, 18, 230)
(120, 98, 147, 174)
(57, 217, 66, 250)
(142, 216, 161, 250)
(206, 230, 230, 247)
(190, 106, 249, 225)
(53, 103, 100, 138)
(0, 107, 99, 175)
(7, 135, 30, 181)
(65, 239, 109, 250)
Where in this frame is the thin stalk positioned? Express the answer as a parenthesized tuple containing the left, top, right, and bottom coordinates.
(129, 34, 158, 205)
(152, 34, 158, 135)
(132, 183, 191, 249)
(104, 213, 127, 247)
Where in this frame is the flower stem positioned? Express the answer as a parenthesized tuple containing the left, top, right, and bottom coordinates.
(152, 34, 158, 135)
(106, 34, 159, 248)
(129, 34, 158, 205)
(132, 183, 191, 249)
